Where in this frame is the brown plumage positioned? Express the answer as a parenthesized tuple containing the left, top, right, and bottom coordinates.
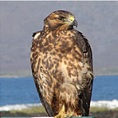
(30, 10, 94, 117)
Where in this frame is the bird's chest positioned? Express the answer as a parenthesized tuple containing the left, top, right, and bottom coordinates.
(42, 32, 75, 54)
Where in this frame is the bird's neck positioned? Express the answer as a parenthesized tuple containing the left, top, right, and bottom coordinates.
(43, 24, 74, 32)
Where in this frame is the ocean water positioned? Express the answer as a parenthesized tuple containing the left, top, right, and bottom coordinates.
(0, 75, 118, 111)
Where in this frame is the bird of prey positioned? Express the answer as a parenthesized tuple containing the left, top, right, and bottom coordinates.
(30, 10, 94, 117)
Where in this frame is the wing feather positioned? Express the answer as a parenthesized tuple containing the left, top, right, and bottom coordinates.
(30, 31, 55, 116)
(76, 31, 94, 115)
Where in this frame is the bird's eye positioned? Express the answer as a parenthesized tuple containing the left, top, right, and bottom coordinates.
(58, 16, 65, 21)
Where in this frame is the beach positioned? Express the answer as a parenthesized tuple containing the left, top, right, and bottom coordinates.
(1, 105, 118, 118)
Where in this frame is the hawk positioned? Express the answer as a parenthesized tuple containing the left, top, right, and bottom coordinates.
(30, 10, 94, 117)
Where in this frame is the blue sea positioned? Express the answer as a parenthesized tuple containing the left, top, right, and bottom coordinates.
(0, 75, 118, 111)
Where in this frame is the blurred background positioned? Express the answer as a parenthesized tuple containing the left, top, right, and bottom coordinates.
(0, 2, 118, 117)
(0, 1, 118, 77)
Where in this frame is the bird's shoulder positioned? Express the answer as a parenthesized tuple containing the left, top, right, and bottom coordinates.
(59, 29, 91, 54)
(31, 30, 45, 53)
(76, 31, 91, 53)
(32, 31, 42, 40)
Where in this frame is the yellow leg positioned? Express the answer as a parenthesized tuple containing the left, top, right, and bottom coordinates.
(54, 105, 67, 118)
(54, 105, 74, 118)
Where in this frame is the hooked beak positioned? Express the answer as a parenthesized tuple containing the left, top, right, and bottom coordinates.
(73, 19, 78, 27)
(66, 15, 78, 28)
(68, 15, 78, 27)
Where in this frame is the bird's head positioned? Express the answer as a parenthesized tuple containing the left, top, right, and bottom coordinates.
(44, 10, 78, 30)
